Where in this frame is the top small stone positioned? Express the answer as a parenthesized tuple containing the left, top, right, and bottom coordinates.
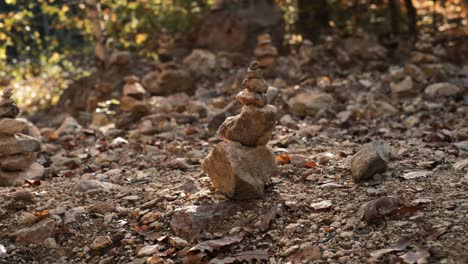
(245, 61, 264, 79)
(0, 87, 19, 119)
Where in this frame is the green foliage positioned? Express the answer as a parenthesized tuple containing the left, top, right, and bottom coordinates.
(0, 0, 211, 110)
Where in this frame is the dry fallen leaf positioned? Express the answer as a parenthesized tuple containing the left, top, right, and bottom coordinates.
(311, 200, 332, 210)
(182, 252, 205, 264)
(401, 170, 432, 180)
(0, 244, 6, 258)
(368, 238, 411, 262)
(399, 246, 430, 264)
(209, 249, 275, 264)
(259, 203, 285, 231)
(275, 154, 291, 165)
(187, 234, 244, 254)
(453, 159, 468, 171)
(290, 244, 321, 263)
(33, 210, 49, 218)
(304, 160, 318, 168)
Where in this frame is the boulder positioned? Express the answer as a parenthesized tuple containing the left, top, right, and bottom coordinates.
(218, 105, 277, 146)
(350, 141, 391, 182)
(147, 69, 194, 96)
(424, 82, 462, 98)
(12, 219, 55, 244)
(201, 141, 277, 200)
(0, 118, 27, 135)
(170, 203, 241, 241)
(0, 134, 41, 156)
(288, 91, 335, 117)
(182, 49, 216, 78)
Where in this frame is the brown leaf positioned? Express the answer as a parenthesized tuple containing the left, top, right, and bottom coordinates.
(290, 245, 321, 263)
(187, 234, 244, 254)
(368, 238, 411, 262)
(22, 179, 41, 187)
(33, 210, 49, 218)
(183, 252, 206, 264)
(304, 161, 318, 168)
(259, 203, 285, 231)
(209, 249, 275, 264)
(399, 246, 430, 264)
(133, 223, 161, 241)
(275, 154, 291, 165)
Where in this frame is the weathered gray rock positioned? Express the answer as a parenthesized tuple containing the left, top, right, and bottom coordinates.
(0, 162, 44, 186)
(0, 153, 37, 171)
(455, 127, 468, 141)
(235, 89, 267, 107)
(56, 116, 81, 135)
(350, 141, 391, 182)
(182, 49, 216, 78)
(218, 105, 277, 146)
(390, 76, 413, 96)
(201, 141, 277, 199)
(0, 134, 41, 156)
(145, 68, 194, 96)
(404, 64, 426, 83)
(288, 91, 335, 117)
(424, 82, 462, 98)
(0, 118, 27, 135)
(170, 203, 242, 241)
(12, 219, 55, 244)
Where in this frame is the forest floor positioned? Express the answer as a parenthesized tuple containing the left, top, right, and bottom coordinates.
(1, 35, 468, 264)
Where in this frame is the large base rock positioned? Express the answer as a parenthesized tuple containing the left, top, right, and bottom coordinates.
(350, 141, 390, 182)
(218, 105, 277, 146)
(0, 162, 44, 186)
(202, 141, 277, 200)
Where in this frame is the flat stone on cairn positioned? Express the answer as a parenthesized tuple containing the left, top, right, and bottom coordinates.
(0, 88, 42, 186)
(202, 62, 278, 199)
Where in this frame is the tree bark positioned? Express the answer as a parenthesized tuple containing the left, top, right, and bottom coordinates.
(389, 0, 400, 34)
(85, 0, 107, 71)
(296, 0, 330, 40)
(404, 0, 417, 34)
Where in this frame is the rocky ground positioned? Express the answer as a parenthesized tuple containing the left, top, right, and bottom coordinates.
(0, 33, 467, 264)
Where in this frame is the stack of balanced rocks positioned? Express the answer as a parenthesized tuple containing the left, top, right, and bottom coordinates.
(0, 88, 42, 186)
(202, 62, 278, 200)
(254, 33, 278, 75)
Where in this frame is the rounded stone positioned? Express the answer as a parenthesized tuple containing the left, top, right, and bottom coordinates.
(242, 78, 269, 94)
(235, 89, 267, 107)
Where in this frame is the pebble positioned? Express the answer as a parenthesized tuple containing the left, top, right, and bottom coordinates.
(90, 236, 113, 251)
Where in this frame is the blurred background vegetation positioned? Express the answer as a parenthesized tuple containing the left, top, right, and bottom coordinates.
(0, 0, 467, 111)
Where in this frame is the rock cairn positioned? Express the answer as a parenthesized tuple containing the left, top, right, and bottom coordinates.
(120, 75, 149, 113)
(0, 88, 42, 186)
(254, 33, 278, 75)
(142, 62, 194, 96)
(202, 62, 278, 200)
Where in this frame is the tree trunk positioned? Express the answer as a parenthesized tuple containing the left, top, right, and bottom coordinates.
(85, 0, 107, 71)
(389, 0, 400, 34)
(404, 0, 417, 34)
(296, 0, 330, 40)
